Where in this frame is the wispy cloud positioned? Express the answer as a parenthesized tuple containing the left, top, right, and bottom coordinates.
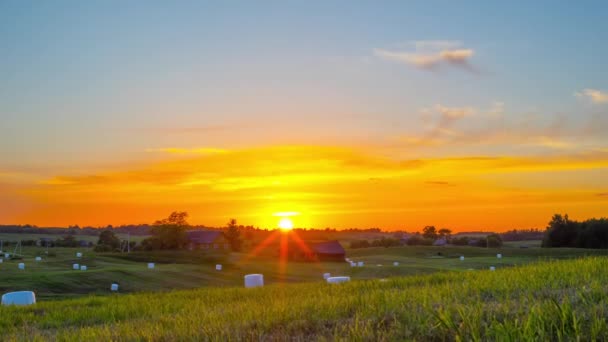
(575, 88, 608, 103)
(374, 40, 476, 72)
(145, 147, 228, 155)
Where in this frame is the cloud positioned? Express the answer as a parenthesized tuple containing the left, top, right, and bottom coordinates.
(597, 193, 608, 197)
(374, 40, 476, 72)
(575, 89, 608, 103)
(434, 104, 476, 120)
(145, 147, 228, 155)
(425, 181, 454, 186)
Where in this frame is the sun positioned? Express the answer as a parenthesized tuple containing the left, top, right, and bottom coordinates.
(278, 217, 294, 231)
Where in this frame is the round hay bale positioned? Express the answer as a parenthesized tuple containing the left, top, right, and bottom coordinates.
(244, 274, 264, 288)
(327, 276, 350, 284)
(1, 291, 36, 306)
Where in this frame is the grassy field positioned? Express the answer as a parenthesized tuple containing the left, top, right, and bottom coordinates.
(1, 242, 607, 301)
(2, 257, 608, 340)
(0, 233, 149, 244)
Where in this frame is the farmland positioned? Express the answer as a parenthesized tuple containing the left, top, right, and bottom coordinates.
(1, 240, 607, 300)
(2, 256, 608, 340)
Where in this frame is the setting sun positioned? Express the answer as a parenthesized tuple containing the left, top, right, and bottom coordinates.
(278, 217, 294, 231)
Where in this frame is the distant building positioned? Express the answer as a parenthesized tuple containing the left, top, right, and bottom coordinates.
(186, 231, 230, 250)
(283, 240, 346, 262)
(399, 233, 413, 245)
(433, 238, 448, 246)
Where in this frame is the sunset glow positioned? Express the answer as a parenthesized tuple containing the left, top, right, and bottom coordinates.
(278, 218, 294, 231)
(1, 2, 607, 232)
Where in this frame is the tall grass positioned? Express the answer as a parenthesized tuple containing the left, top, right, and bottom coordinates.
(2, 257, 608, 340)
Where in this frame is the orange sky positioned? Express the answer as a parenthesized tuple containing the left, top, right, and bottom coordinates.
(2, 3, 608, 231)
(3, 145, 607, 231)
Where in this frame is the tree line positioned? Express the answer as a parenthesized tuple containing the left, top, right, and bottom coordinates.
(542, 214, 608, 248)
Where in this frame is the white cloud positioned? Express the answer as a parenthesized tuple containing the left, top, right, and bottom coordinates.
(374, 40, 476, 72)
(575, 88, 608, 103)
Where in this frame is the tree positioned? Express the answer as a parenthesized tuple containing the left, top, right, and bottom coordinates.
(97, 230, 121, 250)
(541, 214, 578, 248)
(224, 218, 243, 252)
(485, 233, 503, 248)
(438, 228, 452, 241)
(144, 211, 190, 250)
(422, 226, 438, 240)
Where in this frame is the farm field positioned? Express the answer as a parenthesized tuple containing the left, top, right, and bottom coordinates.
(1, 243, 607, 300)
(2, 257, 608, 340)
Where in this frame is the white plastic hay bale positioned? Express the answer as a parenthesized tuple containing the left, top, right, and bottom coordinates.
(4, 253, 9, 258)
(393, 261, 399, 266)
(35, 256, 42, 262)
(460, 256, 465, 261)
(350, 261, 356, 267)
(0, 259, 3, 264)
(497, 253, 502, 259)
(148, 263, 155, 269)
(326, 276, 350, 284)
(111, 283, 119, 291)
(357, 261, 364, 267)
(80, 265, 87, 271)
(18, 263, 25, 270)
(215, 264, 222, 271)
(244, 274, 264, 288)
(73, 263, 79, 270)
(323, 272, 331, 280)
(76, 252, 82, 258)
(490, 266, 496, 271)
(1, 291, 36, 306)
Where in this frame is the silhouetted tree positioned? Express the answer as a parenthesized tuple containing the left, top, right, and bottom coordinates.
(143, 211, 190, 250)
(224, 218, 243, 251)
(97, 230, 121, 250)
(422, 226, 438, 240)
(438, 228, 452, 241)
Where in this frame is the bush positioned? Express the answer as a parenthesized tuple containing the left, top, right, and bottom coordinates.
(407, 235, 434, 246)
(451, 236, 470, 246)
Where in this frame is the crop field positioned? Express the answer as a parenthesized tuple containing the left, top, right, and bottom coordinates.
(2, 257, 608, 340)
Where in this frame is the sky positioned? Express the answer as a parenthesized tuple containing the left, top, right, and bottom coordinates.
(1, 1, 607, 231)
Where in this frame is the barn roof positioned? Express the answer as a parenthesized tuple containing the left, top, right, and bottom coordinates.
(311, 240, 345, 255)
(186, 230, 223, 244)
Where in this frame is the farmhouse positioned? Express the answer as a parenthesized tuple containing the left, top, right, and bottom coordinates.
(186, 231, 230, 250)
(311, 240, 346, 261)
(284, 240, 346, 262)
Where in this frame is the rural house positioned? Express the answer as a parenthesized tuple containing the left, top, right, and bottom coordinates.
(283, 240, 346, 262)
(186, 231, 230, 250)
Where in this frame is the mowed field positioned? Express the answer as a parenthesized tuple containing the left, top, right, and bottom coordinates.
(1, 239, 607, 300)
(2, 257, 608, 340)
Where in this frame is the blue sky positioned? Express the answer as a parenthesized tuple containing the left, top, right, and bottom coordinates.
(1, 1, 607, 227)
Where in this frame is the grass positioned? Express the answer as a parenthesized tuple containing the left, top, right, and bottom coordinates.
(2, 243, 608, 300)
(2, 257, 608, 340)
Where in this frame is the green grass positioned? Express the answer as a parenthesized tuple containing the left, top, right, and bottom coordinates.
(2, 244, 608, 300)
(2, 257, 608, 340)
(0, 232, 149, 244)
